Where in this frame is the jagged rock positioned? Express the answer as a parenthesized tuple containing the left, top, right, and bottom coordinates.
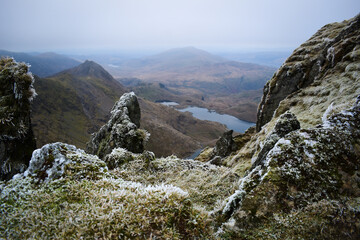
(256, 14, 360, 131)
(211, 130, 236, 158)
(0, 58, 37, 180)
(20, 142, 108, 182)
(252, 111, 300, 168)
(218, 97, 360, 238)
(86, 92, 149, 159)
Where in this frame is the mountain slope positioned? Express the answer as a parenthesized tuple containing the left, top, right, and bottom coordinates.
(0, 50, 80, 77)
(32, 61, 227, 157)
(32, 61, 127, 148)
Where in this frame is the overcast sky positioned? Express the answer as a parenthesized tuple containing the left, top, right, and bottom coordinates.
(0, 0, 359, 53)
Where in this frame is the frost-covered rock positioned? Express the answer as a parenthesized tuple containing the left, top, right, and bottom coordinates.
(0, 57, 37, 180)
(217, 97, 360, 238)
(86, 92, 150, 159)
(252, 111, 300, 168)
(22, 142, 108, 182)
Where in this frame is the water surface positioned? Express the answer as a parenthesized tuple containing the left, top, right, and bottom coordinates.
(179, 106, 255, 133)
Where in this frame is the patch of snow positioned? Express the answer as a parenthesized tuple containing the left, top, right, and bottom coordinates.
(326, 46, 335, 67)
(322, 102, 334, 128)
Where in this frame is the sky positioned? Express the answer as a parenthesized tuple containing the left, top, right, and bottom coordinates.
(0, 0, 359, 53)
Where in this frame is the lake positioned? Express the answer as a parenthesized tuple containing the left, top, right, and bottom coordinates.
(179, 106, 255, 133)
(159, 102, 255, 159)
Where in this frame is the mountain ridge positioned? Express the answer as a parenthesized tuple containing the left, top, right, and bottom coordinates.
(0, 49, 80, 77)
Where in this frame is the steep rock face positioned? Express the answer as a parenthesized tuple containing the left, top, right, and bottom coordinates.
(0, 58, 37, 180)
(225, 14, 360, 177)
(257, 14, 360, 131)
(86, 92, 149, 159)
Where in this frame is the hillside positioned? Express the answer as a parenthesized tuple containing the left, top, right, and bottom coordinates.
(32, 61, 127, 148)
(32, 61, 226, 157)
(0, 50, 80, 77)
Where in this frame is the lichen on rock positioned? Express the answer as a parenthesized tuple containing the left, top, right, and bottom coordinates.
(86, 92, 150, 159)
(0, 57, 37, 180)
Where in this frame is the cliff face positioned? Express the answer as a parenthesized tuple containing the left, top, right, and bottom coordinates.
(0, 58, 37, 180)
(211, 14, 360, 238)
(257, 14, 360, 131)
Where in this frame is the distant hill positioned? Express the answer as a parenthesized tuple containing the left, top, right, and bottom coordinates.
(0, 50, 80, 77)
(216, 51, 291, 68)
(110, 47, 276, 122)
(120, 46, 225, 71)
(32, 60, 226, 157)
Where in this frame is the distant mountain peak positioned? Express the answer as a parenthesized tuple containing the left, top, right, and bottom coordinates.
(64, 60, 115, 81)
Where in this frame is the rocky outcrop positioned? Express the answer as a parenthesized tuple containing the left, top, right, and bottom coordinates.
(0, 58, 37, 180)
(21, 142, 108, 182)
(214, 15, 360, 238)
(251, 111, 300, 168)
(86, 92, 149, 159)
(257, 14, 360, 131)
(218, 96, 360, 239)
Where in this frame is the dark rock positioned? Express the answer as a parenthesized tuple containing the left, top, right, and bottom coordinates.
(104, 147, 155, 170)
(209, 156, 223, 166)
(273, 111, 301, 137)
(86, 92, 149, 159)
(212, 130, 236, 158)
(0, 58, 37, 180)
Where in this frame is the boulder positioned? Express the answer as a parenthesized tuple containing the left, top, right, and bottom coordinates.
(21, 142, 108, 182)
